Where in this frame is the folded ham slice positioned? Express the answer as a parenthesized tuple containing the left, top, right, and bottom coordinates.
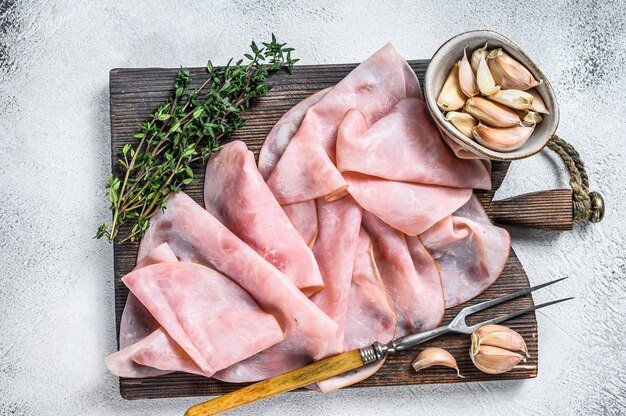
(420, 195, 511, 308)
(281, 201, 318, 246)
(317, 228, 396, 393)
(258, 88, 330, 180)
(205, 140, 323, 296)
(344, 172, 472, 236)
(337, 98, 490, 190)
(310, 197, 363, 353)
(122, 262, 284, 376)
(266, 43, 421, 204)
(138, 192, 340, 382)
(363, 213, 444, 337)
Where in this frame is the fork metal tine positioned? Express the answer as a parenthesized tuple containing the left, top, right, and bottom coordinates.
(467, 297, 574, 332)
(458, 276, 568, 317)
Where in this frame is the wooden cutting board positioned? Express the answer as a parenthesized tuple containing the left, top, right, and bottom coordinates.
(109, 60, 572, 400)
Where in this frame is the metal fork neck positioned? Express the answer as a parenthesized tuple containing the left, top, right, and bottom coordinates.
(359, 326, 451, 364)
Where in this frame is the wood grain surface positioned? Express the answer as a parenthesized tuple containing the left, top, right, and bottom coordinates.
(110, 61, 544, 400)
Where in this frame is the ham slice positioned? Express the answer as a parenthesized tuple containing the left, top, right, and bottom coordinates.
(122, 262, 284, 376)
(420, 195, 511, 308)
(258, 88, 330, 180)
(344, 172, 472, 236)
(282, 201, 318, 246)
(337, 98, 490, 190)
(310, 197, 363, 353)
(317, 228, 396, 393)
(138, 192, 339, 382)
(204, 141, 323, 296)
(267, 43, 421, 204)
(363, 213, 444, 337)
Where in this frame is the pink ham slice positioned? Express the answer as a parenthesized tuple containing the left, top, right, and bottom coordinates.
(336, 98, 491, 190)
(204, 140, 323, 296)
(106, 243, 201, 378)
(363, 213, 444, 337)
(122, 262, 284, 376)
(317, 228, 397, 393)
(266, 43, 421, 204)
(344, 172, 472, 236)
(258, 88, 330, 180)
(310, 197, 363, 354)
(420, 195, 511, 308)
(281, 201, 318, 247)
(138, 191, 339, 382)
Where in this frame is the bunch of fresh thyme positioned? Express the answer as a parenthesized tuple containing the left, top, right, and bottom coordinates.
(97, 35, 298, 243)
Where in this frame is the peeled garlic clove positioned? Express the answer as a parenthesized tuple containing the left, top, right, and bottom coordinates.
(445, 111, 478, 137)
(528, 88, 549, 114)
(470, 42, 488, 74)
(523, 111, 543, 126)
(437, 64, 467, 111)
(472, 123, 534, 152)
(487, 48, 541, 90)
(470, 345, 526, 374)
(464, 97, 520, 127)
(476, 56, 501, 96)
(488, 89, 534, 110)
(459, 46, 479, 97)
(473, 324, 529, 357)
(412, 347, 464, 378)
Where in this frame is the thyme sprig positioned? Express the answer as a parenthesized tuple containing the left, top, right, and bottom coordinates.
(97, 35, 298, 243)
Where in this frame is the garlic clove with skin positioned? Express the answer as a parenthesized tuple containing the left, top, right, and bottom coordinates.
(472, 123, 534, 152)
(528, 88, 549, 114)
(487, 48, 541, 90)
(473, 324, 529, 357)
(459, 46, 479, 97)
(412, 347, 464, 378)
(471, 345, 526, 375)
(476, 56, 501, 96)
(470, 324, 529, 374)
(488, 89, 534, 110)
(522, 110, 543, 126)
(464, 97, 520, 127)
(445, 111, 478, 137)
(437, 64, 467, 111)
(470, 42, 488, 74)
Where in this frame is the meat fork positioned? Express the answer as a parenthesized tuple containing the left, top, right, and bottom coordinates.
(185, 277, 572, 416)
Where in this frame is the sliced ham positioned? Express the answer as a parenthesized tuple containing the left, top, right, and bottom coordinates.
(138, 191, 340, 382)
(267, 43, 421, 204)
(363, 213, 444, 337)
(420, 195, 511, 308)
(344, 172, 472, 236)
(337, 98, 491, 190)
(205, 141, 323, 296)
(258, 88, 330, 180)
(317, 228, 396, 393)
(310, 197, 363, 353)
(282, 201, 318, 246)
(122, 262, 284, 376)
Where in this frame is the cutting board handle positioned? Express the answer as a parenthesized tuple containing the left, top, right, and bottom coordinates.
(487, 189, 573, 231)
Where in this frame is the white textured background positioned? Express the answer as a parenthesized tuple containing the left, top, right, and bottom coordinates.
(1, 0, 625, 415)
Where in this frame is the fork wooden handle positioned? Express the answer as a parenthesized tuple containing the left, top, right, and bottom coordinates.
(184, 350, 365, 416)
(487, 189, 573, 231)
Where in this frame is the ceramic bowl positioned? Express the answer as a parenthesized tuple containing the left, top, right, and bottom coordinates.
(424, 30, 559, 160)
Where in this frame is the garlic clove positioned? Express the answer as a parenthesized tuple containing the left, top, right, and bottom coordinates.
(459, 46, 479, 97)
(522, 111, 543, 126)
(487, 48, 541, 90)
(445, 111, 478, 137)
(473, 324, 529, 357)
(488, 89, 534, 110)
(412, 347, 464, 378)
(472, 123, 534, 152)
(437, 64, 467, 111)
(470, 42, 488, 74)
(464, 97, 520, 127)
(528, 88, 549, 114)
(470, 345, 526, 374)
(476, 56, 501, 96)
